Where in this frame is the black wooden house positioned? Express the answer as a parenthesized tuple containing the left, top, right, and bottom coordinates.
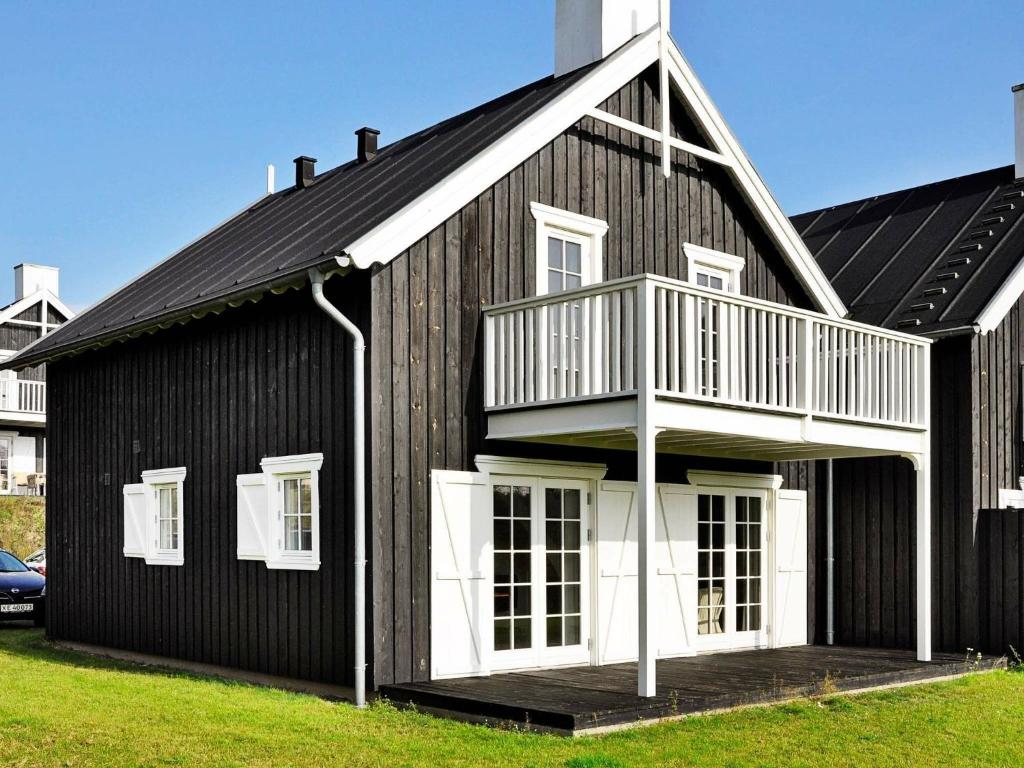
(793, 129, 1024, 658)
(8, 0, 982, 730)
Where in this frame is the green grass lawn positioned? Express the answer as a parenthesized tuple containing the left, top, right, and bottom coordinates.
(0, 628, 1021, 768)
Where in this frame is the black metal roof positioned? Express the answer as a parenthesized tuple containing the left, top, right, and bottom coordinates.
(9, 62, 599, 367)
(792, 165, 1024, 335)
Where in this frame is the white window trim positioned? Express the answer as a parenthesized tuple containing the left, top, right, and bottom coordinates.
(261, 453, 324, 571)
(475, 454, 608, 481)
(684, 243, 745, 294)
(686, 469, 783, 490)
(139, 467, 187, 566)
(531, 202, 608, 297)
(999, 481, 1024, 509)
(474, 455, 604, 673)
(690, 485, 770, 653)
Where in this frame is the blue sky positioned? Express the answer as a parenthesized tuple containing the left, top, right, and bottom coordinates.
(1, 0, 1021, 311)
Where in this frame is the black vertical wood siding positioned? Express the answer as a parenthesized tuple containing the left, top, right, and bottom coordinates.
(976, 508, 1024, 656)
(794, 333, 989, 655)
(369, 66, 818, 686)
(46, 276, 366, 685)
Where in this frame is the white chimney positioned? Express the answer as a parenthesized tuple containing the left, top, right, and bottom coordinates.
(1015, 83, 1024, 180)
(15, 264, 59, 301)
(555, 0, 661, 77)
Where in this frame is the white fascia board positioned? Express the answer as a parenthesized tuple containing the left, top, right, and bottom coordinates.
(663, 39, 847, 319)
(976, 257, 1024, 334)
(40, 291, 75, 322)
(0, 290, 73, 328)
(343, 27, 661, 270)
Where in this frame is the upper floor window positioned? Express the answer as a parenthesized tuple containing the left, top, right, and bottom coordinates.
(531, 203, 608, 297)
(684, 243, 745, 294)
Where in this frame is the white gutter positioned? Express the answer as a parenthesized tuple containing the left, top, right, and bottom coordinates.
(309, 269, 367, 708)
(826, 458, 834, 645)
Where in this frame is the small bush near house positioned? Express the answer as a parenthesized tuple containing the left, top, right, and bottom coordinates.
(0, 496, 45, 558)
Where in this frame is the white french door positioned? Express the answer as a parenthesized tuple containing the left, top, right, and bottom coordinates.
(695, 489, 768, 652)
(491, 477, 591, 671)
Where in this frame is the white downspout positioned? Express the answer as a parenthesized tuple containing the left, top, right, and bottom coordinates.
(826, 458, 834, 645)
(309, 269, 367, 708)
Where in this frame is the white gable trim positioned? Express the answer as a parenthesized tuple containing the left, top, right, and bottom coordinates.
(0, 290, 73, 328)
(662, 40, 846, 318)
(976, 257, 1024, 334)
(343, 27, 661, 272)
(341, 28, 845, 319)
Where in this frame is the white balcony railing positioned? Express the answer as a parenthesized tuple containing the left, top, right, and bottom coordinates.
(0, 379, 46, 415)
(483, 274, 929, 429)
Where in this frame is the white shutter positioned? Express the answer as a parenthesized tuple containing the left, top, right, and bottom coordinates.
(656, 484, 698, 657)
(431, 470, 490, 679)
(236, 473, 269, 561)
(596, 481, 638, 664)
(772, 489, 808, 648)
(122, 483, 147, 558)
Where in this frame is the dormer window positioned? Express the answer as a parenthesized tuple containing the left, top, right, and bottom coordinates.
(684, 243, 745, 294)
(531, 203, 608, 296)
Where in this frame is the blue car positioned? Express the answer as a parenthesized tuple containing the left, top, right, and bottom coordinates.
(0, 549, 45, 626)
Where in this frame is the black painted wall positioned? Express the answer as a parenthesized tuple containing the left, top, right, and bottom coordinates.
(46, 276, 367, 685)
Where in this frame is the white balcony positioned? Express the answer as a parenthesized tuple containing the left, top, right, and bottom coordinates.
(0, 378, 46, 426)
(483, 274, 935, 695)
(483, 274, 930, 461)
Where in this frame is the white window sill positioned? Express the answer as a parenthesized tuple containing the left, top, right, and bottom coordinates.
(266, 558, 321, 572)
(124, 549, 184, 567)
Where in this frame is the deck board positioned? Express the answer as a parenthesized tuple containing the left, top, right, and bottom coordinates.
(380, 645, 1004, 733)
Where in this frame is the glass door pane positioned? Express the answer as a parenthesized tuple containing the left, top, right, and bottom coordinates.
(544, 487, 583, 648)
(697, 493, 726, 635)
(735, 496, 763, 632)
(493, 483, 533, 652)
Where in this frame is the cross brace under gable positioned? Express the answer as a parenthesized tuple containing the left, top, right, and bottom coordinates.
(340, 27, 847, 320)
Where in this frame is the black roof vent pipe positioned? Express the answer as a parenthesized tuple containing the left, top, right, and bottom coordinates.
(355, 127, 380, 164)
(294, 156, 317, 189)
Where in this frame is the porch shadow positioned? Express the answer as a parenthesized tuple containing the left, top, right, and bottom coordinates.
(380, 645, 1005, 734)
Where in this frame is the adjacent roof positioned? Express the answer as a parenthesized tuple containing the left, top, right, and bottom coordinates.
(793, 165, 1024, 335)
(9, 28, 846, 368)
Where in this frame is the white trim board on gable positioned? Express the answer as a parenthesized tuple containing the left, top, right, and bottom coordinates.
(341, 28, 847, 320)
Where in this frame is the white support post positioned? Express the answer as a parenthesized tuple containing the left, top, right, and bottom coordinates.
(914, 453, 932, 662)
(636, 278, 658, 697)
(658, 0, 671, 179)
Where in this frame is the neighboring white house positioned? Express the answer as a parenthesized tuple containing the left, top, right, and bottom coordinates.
(0, 264, 73, 495)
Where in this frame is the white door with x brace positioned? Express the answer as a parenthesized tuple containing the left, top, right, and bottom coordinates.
(595, 481, 699, 664)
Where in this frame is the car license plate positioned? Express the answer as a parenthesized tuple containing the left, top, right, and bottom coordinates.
(0, 603, 33, 613)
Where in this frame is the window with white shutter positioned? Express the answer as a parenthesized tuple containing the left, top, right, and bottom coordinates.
(235, 453, 323, 571)
(122, 467, 186, 566)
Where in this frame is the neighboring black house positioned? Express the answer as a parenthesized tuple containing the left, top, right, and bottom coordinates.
(7, 0, 943, 712)
(792, 90, 1024, 655)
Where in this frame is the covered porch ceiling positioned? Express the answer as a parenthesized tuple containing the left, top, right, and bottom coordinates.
(487, 396, 929, 463)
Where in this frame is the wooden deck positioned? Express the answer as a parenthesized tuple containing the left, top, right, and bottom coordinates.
(380, 646, 1005, 733)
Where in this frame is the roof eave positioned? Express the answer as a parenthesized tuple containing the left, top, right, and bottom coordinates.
(3, 255, 347, 370)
